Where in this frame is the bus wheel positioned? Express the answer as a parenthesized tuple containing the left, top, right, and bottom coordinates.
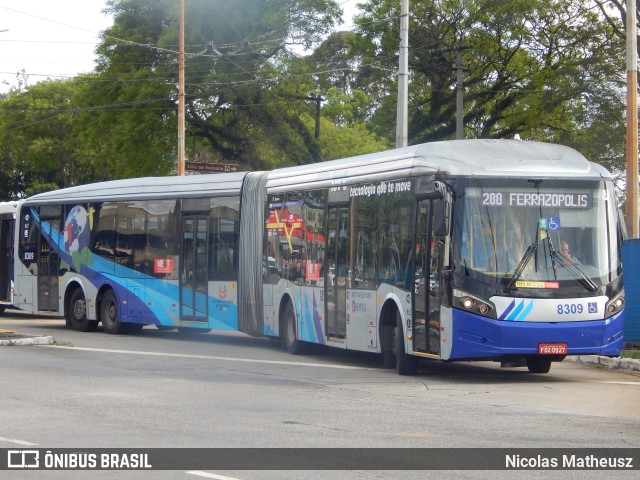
(526, 357, 552, 374)
(68, 288, 98, 332)
(101, 290, 124, 335)
(395, 313, 418, 375)
(283, 301, 307, 355)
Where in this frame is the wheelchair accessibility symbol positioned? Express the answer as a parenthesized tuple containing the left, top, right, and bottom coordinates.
(546, 216, 561, 232)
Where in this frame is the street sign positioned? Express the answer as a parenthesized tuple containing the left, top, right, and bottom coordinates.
(184, 161, 240, 173)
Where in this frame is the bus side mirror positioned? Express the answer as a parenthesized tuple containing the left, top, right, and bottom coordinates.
(417, 180, 449, 236)
(433, 198, 449, 237)
(618, 208, 628, 242)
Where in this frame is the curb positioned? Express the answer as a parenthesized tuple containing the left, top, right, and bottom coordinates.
(569, 355, 640, 372)
(0, 335, 55, 346)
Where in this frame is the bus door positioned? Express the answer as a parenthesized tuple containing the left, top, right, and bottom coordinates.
(0, 216, 14, 303)
(413, 198, 443, 355)
(38, 207, 61, 312)
(326, 205, 348, 339)
(180, 216, 209, 321)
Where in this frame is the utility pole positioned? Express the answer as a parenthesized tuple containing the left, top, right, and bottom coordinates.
(314, 95, 322, 140)
(396, 0, 409, 148)
(627, 0, 639, 237)
(177, 0, 186, 176)
(456, 47, 464, 140)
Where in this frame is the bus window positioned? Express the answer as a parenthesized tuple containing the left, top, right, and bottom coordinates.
(146, 199, 179, 279)
(265, 194, 284, 285)
(91, 202, 118, 267)
(301, 190, 327, 287)
(378, 182, 415, 290)
(209, 196, 239, 281)
(114, 201, 147, 272)
(283, 193, 305, 284)
(265, 193, 307, 284)
(350, 195, 377, 289)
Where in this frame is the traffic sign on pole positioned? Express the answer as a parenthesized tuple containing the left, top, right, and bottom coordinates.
(184, 162, 240, 173)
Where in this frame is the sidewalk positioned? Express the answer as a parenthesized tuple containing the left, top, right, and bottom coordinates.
(569, 354, 640, 373)
(0, 329, 55, 346)
(1, 328, 639, 373)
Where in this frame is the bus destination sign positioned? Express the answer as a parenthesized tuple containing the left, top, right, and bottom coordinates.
(481, 192, 592, 209)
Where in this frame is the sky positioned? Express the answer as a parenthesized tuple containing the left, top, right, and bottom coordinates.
(0, 1, 113, 93)
(0, 0, 361, 94)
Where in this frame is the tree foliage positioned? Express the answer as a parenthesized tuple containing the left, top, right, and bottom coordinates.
(355, 0, 624, 143)
(0, 0, 633, 200)
(93, 0, 349, 170)
(0, 78, 108, 196)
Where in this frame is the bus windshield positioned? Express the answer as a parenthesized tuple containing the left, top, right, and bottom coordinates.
(452, 178, 621, 289)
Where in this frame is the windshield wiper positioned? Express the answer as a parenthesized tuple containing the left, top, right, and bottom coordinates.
(550, 251, 598, 292)
(504, 242, 537, 293)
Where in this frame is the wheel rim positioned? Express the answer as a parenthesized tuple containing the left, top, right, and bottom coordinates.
(103, 296, 118, 328)
(107, 300, 116, 324)
(73, 298, 86, 321)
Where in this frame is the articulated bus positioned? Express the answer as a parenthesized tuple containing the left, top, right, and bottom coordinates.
(0, 201, 17, 314)
(12, 139, 625, 374)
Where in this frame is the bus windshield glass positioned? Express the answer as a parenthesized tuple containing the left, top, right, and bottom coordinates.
(452, 178, 621, 289)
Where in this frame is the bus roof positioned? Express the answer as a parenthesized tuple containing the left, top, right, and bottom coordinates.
(24, 172, 249, 204)
(267, 139, 611, 191)
(23, 140, 611, 204)
(0, 201, 18, 215)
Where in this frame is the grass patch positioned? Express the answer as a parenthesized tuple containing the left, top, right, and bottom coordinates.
(621, 350, 640, 360)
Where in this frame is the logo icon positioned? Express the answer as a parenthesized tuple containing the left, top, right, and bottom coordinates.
(8, 450, 39, 469)
(588, 302, 598, 314)
(546, 216, 561, 231)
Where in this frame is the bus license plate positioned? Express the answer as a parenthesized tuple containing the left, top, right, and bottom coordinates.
(539, 343, 567, 355)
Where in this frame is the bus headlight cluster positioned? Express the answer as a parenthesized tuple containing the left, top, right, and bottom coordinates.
(605, 294, 624, 318)
(453, 289, 495, 318)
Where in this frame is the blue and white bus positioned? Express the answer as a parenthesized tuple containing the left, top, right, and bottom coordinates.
(12, 139, 625, 374)
(0, 201, 17, 315)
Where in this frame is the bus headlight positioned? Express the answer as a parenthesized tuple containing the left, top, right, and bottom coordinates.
(605, 294, 624, 318)
(453, 289, 496, 318)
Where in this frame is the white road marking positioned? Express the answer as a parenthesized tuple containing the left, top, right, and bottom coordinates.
(42, 345, 372, 370)
(186, 471, 243, 480)
(0, 436, 39, 446)
(593, 380, 640, 386)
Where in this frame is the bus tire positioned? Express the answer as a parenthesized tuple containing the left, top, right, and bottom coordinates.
(396, 314, 418, 375)
(101, 290, 124, 335)
(283, 300, 307, 355)
(67, 288, 98, 332)
(381, 321, 395, 368)
(526, 357, 552, 374)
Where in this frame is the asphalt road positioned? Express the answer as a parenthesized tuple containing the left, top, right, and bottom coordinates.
(0, 310, 639, 480)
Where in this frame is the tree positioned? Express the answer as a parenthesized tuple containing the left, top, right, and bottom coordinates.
(311, 115, 391, 159)
(0, 79, 105, 196)
(353, 0, 625, 168)
(90, 0, 348, 171)
(2, 0, 625, 199)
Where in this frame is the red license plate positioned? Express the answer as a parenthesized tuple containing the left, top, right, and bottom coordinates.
(538, 343, 567, 355)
